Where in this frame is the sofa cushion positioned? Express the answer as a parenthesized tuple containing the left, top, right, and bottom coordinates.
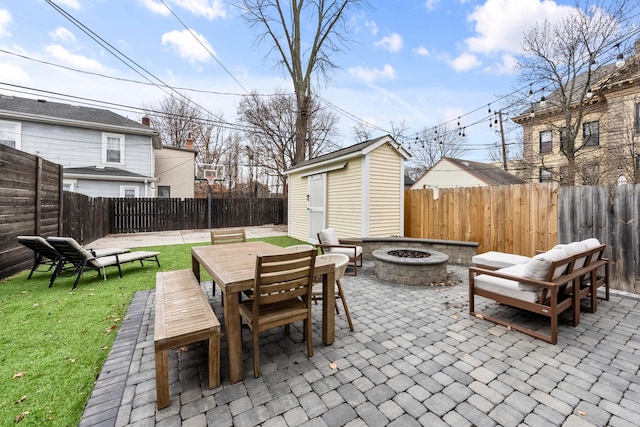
(318, 228, 340, 245)
(472, 251, 531, 269)
(581, 238, 601, 249)
(519, 247, 568, 291)
(327, 245, 363, 259)
(475, 264, 541, 303)
(556, 241, 590, 268)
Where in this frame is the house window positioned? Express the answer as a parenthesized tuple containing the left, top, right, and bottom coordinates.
(158, 186, 170, 198)
(120, 185, 138, 198)
(539, 168, 552, 182)
(583, 121, 599, 146)
(63, 179, 77, 192)
(539, 130, 552, 154)
(635, 103, 640, 134)
(0, 120, 21, 149)
(102, 133, 125, 164)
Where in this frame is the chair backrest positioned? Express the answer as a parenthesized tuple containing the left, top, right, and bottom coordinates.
(316, 253, 350, 281)
(210, 228, 246, 245)
(17, 235, 61, 260)
(46, 237, 96, 266)
(284, 244, 314, 253)
(253, 249, 316, 313)
(317, 228, 340, 246)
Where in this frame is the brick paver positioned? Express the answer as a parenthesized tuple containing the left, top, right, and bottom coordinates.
(80, 262, 640, 426)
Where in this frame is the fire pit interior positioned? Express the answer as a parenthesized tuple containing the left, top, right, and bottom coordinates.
(372, 247, 449, 286)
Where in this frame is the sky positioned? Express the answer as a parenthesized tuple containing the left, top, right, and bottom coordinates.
(0, 0, 583, 164)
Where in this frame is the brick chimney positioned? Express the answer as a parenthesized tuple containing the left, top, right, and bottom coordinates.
(141, 116, 150, 126)
(186, 134, 193, 150)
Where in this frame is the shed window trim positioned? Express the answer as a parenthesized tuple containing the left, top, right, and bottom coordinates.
(299, 162, 347, 178)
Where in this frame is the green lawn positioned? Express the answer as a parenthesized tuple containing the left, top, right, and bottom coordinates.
(0, 235, 305, 426)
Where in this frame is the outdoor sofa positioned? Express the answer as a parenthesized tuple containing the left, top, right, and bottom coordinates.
(469, 239, 609, 344)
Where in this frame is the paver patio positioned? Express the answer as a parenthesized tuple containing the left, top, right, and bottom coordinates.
(80, 262, 640, 427)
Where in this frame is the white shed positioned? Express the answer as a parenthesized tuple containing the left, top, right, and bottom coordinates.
(285, 135, 411, 243)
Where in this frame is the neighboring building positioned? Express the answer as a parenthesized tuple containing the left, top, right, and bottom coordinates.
(410, 157, 524, 189)
(155, 145, 196, 198)
(513, 39, 640, 186)
(0, 95, 161, 197)
(285, 135, 411, 242)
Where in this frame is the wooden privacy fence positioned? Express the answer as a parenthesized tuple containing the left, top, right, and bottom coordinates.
(111, 197, 287, 233)
(0, 144, 62, 279)
(405, 182, 639, 293)
(405, 183, 559, 257)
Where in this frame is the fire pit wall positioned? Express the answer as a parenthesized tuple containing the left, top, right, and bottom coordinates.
(360, 237, 479, 266)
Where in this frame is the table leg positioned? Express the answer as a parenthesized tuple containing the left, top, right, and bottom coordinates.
(191, 256, 201, 282)
(223, 290, 243, 384)
(322, 270, 335, 345)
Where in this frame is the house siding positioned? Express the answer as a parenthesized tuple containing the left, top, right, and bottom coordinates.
(368, 143, 402, 236)
(327, 159, 363, 238)
(288, 171, 309, 241)
(412, 159, 486, 188)
(155, 147, 195, 198)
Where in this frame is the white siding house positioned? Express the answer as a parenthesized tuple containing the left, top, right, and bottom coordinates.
(411, 157, 524, 189)
(0, 95, 161, 198)
(285, 135, 411, 242)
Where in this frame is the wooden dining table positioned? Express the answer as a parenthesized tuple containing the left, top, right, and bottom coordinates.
(191, 241, 336, 384)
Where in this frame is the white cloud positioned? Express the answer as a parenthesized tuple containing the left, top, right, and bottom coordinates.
(173, 0, 226, 20)
(57, 0, 80, 10)
(465, 0, 575, 55)
(0, 9, 11, 38)
(374, 33, 403, 53)
(365, 20, 378, 36)
(413, 46, 430, 57)
(50, 27, 76, 43)
(348, 64, 396, 83)
(425, 0, 440, 11)
(0, 63, 29, 83)
(494, 53, 518, 75)
(447, 53, 482, 72)
(140, 0, 171, 15)
(45, 45, 108, 72)
(161, 29, 215, 64)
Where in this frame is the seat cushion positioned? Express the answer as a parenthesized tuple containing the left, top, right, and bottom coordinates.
(474, 264, 541, 303)
(519, 247, 568, 291)
(326, 245, 363, 260)
(472, 251, 531, 269)
(318, 228, 340, 245)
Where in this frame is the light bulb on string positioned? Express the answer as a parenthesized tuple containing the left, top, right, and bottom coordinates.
(488, 103, 492, 113)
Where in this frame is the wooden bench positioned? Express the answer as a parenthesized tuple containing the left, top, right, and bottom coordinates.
(154, 269, 221, 409)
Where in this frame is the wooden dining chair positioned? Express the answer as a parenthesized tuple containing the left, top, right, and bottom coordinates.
(239, 249, 316, 378)
(210, 228, 246, 245)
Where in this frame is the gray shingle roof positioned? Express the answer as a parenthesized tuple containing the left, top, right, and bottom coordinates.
(64, 166, 151, 179)
(444, 157, 525, 185)
(0, 95, 152, 132)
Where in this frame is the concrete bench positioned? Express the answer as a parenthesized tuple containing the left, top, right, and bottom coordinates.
(154, 269, 221, 409)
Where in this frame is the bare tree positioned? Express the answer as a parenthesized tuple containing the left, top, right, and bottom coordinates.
(237, 90, 339, 196)
(409, 123, 464, 174)
(143, 95, 200, 148)
(517, 0, 637, 184)
(239, 0, 368, 165)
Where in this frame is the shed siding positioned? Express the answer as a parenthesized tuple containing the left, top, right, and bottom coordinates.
(327, 159, 363, 237)
(369, 143, 402, 236)
(288, 171, 309, 241)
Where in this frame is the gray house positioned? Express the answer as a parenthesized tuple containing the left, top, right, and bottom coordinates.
(0, 95, 161, 198)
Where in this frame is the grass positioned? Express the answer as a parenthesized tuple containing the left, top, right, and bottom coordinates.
(0, 235, 305, 426)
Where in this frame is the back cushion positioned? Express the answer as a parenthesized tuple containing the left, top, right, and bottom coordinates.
(581, 238, 601, 249)
(519, 247, 568, 291)
(565, 241, 589, 268)
(318, 228, 340, 245)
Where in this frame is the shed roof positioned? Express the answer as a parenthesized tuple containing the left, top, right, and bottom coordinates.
(285, 135, 410, 174)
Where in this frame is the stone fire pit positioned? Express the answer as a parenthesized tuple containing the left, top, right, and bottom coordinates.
(372, 247, 449, 286)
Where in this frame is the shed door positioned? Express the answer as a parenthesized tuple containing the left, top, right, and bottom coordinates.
(308, 173, 326, 242)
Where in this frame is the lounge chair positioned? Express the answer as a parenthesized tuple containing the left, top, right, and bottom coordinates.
(46, 237, 160, 289)
(17, 235, 63, 284)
